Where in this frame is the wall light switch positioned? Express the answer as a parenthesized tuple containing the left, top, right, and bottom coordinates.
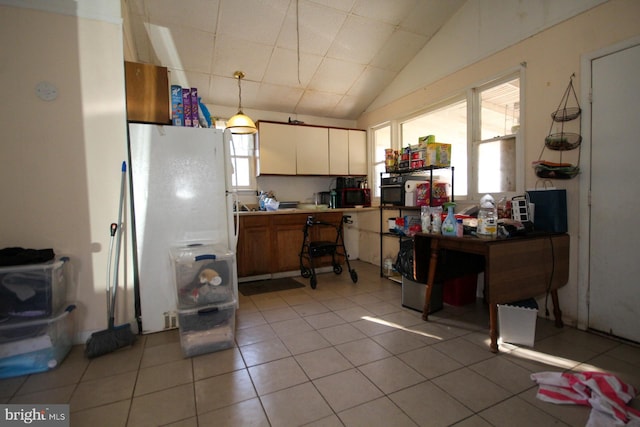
(35, 81, 58, 101)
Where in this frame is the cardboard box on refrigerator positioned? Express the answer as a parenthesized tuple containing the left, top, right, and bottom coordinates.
(171, 85, 183, 126)
(182, 88, 192, 127)
(190, 88, 199, 127)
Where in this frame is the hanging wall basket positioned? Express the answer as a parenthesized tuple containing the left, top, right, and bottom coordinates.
(551, 106, 581, 122)
(537, 74, 582, 179)
(532, 160, 580, 180)
(545, 132, 582, 151)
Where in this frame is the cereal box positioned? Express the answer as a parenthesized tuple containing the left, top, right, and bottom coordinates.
(182, 88, 192, 127)
(190, 88, 199, 127)
(171, 85, 183, 126)
(425, 143, 452, 167)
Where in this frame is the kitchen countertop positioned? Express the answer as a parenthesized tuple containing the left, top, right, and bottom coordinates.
(236, 207, 377, 216)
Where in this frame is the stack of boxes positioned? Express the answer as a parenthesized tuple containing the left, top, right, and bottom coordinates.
(395, 135, 452, 172)
(171, 85, 201, 127)
(0, 257, 75, 378)
(170, 244, 236, 357)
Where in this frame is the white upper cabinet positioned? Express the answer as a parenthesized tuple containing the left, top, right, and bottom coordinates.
(258, 122, 366, 176)
(297, 126, 329, 175)
(257, 122, 296, 175)
(347, 129, 367, 175)
(329, 128, 349, 175)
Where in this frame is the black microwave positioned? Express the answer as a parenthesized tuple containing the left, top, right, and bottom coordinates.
(380, 175, 430, 205)
(380, 175, 407, 206)
(335, 188, 371, 208)
(380, 185, 404, 206)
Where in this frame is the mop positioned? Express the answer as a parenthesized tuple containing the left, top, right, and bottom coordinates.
(85, 162, 136, 358)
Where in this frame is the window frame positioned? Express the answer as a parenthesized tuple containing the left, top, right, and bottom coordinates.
(369, 65, 525, 204)
(370, 122, 392, 200)
(228, 132, 258, 194)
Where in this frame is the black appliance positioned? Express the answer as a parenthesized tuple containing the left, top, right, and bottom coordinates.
(336, 177, 363, 190)
(335, 188, 371, 208)
(380, 175, 430, 206)
(317, 191, 331, 206)
(380, 175, 409, 206)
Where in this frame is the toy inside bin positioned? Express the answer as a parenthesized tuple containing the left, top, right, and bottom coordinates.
(170, 244, 235, 309)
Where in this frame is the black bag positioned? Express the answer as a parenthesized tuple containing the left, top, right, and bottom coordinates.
(526, 184, 568, 233)
(394, 239, 415, 281)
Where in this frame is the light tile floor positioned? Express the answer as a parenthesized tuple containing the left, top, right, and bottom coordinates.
(2, 260, 639, 426)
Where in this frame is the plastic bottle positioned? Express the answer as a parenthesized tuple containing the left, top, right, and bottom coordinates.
(431, 206, 442, 234)
(421, 206, 430, 233)
(456, 218, 464, 237)
(384, 257, 393, 276)
(477, 194, 498, 238)
(329, 189, 337, 209)
(441, 202, 457, 236)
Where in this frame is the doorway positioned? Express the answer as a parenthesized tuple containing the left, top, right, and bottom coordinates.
(580, 38, 640, 343)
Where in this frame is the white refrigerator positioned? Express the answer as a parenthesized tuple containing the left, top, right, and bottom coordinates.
(128, 123, 238, 334)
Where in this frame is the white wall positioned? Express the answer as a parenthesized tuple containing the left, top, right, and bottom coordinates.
(0, 1, 130, 343)
(357, 0, 640, 327)
(0, 1, 360, 343)
(368, 0, 606, 112)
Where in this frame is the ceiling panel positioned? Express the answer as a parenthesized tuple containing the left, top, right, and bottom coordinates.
(125, 0, 466, 120)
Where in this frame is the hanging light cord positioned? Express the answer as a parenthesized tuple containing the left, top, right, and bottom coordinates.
(237, 74, 243, 112)
(296, 0, 301, 85)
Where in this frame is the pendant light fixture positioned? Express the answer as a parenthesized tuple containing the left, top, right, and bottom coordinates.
(226, 71, 257, 134)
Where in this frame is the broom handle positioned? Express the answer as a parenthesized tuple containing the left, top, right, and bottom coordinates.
(106, 222, 117, 322)
(109, 161, 127, 329)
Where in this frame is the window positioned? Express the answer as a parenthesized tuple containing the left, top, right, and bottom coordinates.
(401, 99, 468, 195)
(229, 133, 257, 191)
(393, 69, 522, 201)
(372, 124, 391, 198)
(475, 76, 520, 194)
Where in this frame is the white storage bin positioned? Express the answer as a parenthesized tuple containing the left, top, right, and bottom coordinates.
(0, 304, 75, 378)
(170, 243, 235, 309)
(0, 258, 68, 320)
(177, 299, 236, 357)
(498, 304, 538, 347)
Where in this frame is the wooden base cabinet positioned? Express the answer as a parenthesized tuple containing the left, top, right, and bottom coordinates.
(237, 212, 345, 278)
(237, 215, 272, 277)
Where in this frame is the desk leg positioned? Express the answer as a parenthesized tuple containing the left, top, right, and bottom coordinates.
(489, 303, 498, 353)
(551, 290, 564, 328)
(422, 239, 440, 321)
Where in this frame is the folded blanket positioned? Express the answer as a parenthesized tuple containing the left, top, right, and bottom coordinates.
(0, 247, 54, 267)
(531, 371, 640, 426)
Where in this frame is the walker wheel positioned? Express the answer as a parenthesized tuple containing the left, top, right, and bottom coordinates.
(350, 270, 358, 283)
(333, 264, 343, 275)
(310, 276, 317, 289)
(301, 267, 312, 278)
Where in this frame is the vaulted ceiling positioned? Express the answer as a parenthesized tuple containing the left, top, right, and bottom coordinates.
(124, 0, 466, 120)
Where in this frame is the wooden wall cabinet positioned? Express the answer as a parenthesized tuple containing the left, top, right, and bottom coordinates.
(124, 61, 171, 124)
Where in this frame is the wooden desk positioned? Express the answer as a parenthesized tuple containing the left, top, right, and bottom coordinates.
(413, 233, 570, 352)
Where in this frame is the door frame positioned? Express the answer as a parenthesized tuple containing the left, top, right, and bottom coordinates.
(578, 35, 640, 331)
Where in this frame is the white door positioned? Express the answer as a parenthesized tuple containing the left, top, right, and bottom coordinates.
(587, 42, 640, 342)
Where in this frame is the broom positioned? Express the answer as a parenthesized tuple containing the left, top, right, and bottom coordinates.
(85, 162, 136, 358)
